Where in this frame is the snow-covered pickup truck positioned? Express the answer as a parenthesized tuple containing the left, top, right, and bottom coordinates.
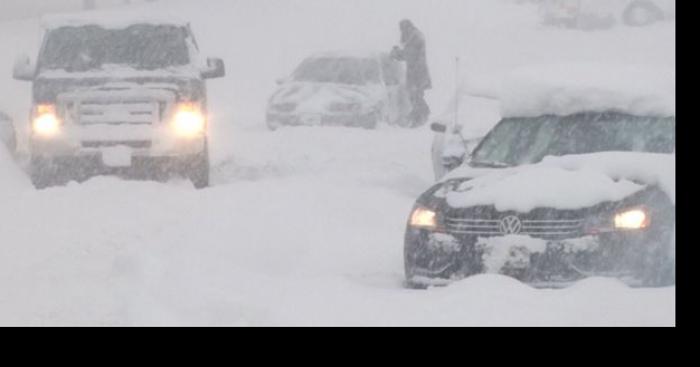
(405, 64, 675, 289)
(12, 13, 225, 189)
(0, 111, 16, 154)
(266, 51, 410, 130)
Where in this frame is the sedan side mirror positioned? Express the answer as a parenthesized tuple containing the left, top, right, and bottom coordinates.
(13, 54, 35, 81)
(431, 122, 447, 133)
(202, 57, 226, 79)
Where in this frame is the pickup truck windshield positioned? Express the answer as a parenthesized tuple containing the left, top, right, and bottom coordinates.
(471, 112, 676, 167)
(39, 24, 190, 72)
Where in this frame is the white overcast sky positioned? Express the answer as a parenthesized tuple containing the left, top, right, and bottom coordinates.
(1, 0, 170, 20)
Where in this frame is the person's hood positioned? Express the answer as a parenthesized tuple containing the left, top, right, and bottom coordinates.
(437, 152, 675, 213)
(269, 82, 382, 114)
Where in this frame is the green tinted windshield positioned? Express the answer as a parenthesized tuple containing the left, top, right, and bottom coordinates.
(471, 112, 676, 167)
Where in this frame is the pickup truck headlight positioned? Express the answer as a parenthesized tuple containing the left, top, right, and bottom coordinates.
(614, 208, 650, 230)
(173, 102, 206, 137)
(32, 104, 61, 137)
(410, 207, 438, 230)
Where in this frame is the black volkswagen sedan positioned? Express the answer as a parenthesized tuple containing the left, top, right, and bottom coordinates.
(405, 111, 675, 288)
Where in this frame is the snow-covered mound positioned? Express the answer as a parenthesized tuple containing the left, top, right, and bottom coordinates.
(0, 147, 29, 195)
(445, 152, 675, 212)
(500, 63, 675, 118)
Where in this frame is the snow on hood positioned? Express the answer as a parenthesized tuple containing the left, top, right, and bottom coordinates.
(269, 82, 381, 113)
(38, 64, 202, 80)
(499, 63, 676, 118)
(442, 152, 675, 212)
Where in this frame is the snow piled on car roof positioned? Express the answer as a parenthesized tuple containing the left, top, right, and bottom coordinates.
(499, 63, 675, 118)
(443, 152, 675, 212)
(41, 11, 189, 30)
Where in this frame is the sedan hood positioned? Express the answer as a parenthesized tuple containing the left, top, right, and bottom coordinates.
(269, 82, 382, 113)
(440, 152, 675, 212)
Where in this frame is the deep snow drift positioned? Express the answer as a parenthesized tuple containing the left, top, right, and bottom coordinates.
(0, 0, 675, 326)
(0, 132, 675, 326)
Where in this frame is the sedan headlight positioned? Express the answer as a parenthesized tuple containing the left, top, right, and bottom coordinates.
(32, 104, 61, 137)
(172, 102, 206, 137)
(410, 207, 438, 230)
(614, 208, 651, 230)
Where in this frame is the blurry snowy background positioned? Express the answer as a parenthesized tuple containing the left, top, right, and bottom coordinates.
(0, 0, 675, 326)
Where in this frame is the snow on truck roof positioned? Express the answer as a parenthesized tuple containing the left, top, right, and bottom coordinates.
(497, 64, 676, 118)
(41, 11, 189, 30)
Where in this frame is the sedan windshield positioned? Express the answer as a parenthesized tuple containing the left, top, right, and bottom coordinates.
(39, 25, 191, 72)
(293, 57, 381, 85)
(471, 112, 676, 167)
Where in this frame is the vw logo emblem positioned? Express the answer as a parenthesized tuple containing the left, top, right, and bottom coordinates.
(499, 216, 523, 235)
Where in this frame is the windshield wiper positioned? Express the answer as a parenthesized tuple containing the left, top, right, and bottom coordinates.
(469, 160, 511, 168)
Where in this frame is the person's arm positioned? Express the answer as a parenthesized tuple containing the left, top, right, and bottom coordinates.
(391, 45, 405, 61)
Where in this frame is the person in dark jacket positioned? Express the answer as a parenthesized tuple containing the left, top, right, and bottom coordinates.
(391, 19, 432, 127)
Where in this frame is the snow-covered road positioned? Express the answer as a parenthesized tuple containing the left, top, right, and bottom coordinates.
(0, 0, 675, 326)
(0, 128, 675, 326)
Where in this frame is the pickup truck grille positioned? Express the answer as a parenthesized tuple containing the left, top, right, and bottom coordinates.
(71, 101, 163, 126)
(57, 83, 177, 127)
(445, 217, 585, 240)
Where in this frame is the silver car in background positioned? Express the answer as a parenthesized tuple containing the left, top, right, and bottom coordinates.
(267, 51, 411, 130)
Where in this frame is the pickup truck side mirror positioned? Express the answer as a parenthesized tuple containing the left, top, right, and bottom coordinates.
(431, 122, 447, 133)
(13, 54, 35, 81)
(202, 57, 226, 79)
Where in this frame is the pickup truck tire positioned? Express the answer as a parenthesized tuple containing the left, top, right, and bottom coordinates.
(29, 156, 64, 189)
(187, 144, 210, 189)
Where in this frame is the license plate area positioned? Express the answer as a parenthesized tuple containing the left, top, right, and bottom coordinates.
(101, 146, 133, 167)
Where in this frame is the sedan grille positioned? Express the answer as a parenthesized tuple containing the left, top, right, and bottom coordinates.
(445, 217, 585, 239)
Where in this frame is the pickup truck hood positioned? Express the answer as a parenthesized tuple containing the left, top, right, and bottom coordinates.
(440, 152, 675, 212)
(34, 66, 203, 102)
